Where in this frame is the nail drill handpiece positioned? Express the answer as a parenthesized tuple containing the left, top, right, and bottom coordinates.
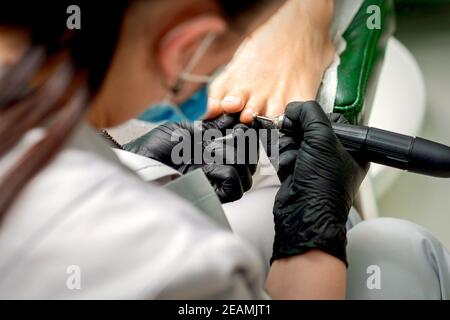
(255, 115, 450, 178)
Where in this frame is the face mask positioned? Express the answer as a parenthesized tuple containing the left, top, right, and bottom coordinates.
(138, 33, 216, 124)
(138, 84, 209, 123)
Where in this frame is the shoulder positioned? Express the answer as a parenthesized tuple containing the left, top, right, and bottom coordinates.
(1, 132, 220, 243)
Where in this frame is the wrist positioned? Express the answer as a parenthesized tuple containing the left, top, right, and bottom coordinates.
(272, 209, 348, 266)
(267, 249, 346, 300)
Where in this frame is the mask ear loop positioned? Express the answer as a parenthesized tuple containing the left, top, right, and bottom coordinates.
(155, 32, 217, 121)
(172, 32, 217, 93)
(179, 32, 216, 80)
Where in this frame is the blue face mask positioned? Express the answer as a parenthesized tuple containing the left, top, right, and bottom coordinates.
(138, 84, 208, 123)
(137, 32, 216, 124)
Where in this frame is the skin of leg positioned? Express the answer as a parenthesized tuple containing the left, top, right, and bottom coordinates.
(207, 0, 336, 123)
(346, 218, 450, 300)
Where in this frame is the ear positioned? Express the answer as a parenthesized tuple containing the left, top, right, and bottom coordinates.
(155, 15, 226, 88)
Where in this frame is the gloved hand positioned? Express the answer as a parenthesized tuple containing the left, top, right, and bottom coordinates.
(123, 114, 259, 203)
(272, 101, 369, 266)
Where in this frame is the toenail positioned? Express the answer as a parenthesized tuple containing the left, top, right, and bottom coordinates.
(222, 96, 241, 105)
(208, 97, 220, 107)
(242, 108, 255, 118)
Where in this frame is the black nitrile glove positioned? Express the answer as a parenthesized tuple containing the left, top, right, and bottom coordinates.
(272, 101, 369, 266)
(123, 114, 259, 203)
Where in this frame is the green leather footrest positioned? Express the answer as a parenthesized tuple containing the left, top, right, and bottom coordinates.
(334, 0, 396, 124)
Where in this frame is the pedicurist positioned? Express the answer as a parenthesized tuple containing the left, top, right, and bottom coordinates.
(0, 0, 367, 299)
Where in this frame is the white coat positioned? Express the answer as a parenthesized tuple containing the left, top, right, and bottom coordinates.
(0, 122, 266, 299)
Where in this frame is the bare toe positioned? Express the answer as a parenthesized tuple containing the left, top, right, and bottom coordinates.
(221, 88, 250, 114)
(240, 97, 267, 123)
(266, 100, 288, 119)
(207, 80, 229, 119)
(206, 97, 224, 119)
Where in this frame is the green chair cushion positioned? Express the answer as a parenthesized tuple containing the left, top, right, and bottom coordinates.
(334, 0, 396, 124)
(395, 0, 450, 4)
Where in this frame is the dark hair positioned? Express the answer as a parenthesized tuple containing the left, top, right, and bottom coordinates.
(219, 0, 271, 20)
(0, 0, 269, 221)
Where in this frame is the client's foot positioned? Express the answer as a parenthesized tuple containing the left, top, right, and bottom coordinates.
(207, 0, 336, 123)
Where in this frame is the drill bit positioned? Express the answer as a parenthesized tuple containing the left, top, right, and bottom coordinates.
(254, 115, 285, 130)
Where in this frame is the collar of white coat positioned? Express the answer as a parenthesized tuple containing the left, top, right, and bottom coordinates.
(72, 123, 181, 184)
